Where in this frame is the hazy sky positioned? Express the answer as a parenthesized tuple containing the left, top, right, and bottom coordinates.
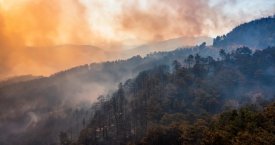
(80, 0, 275, 45)
(0, 0, 274, 78)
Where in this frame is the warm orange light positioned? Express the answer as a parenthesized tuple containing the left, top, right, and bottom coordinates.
(0, 0, 273, 79)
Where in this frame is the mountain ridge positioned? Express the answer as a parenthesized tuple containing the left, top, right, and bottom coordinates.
(213, 16, 275, 49)
(0, 16, 274, 145)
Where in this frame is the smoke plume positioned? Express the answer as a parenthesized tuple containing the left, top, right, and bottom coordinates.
(0, 0, 274, 78)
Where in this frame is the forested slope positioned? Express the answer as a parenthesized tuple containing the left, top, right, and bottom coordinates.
(213, 16, 275, 48)
(0, 45, 219, 145)
(66, 46, 275, 145)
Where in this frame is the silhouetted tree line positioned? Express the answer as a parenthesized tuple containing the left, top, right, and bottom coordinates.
(56, 47, 275, 145)
(213, 16, 275, 48)
(0, 45, 221, 145)
(60, 46, 275, 145)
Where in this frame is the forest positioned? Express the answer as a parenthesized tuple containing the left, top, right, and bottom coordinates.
(0, 43, 221, 145)
(0, 15, 274, 145)
(213, 16, 275, 48)
(61, 46, 275, 145)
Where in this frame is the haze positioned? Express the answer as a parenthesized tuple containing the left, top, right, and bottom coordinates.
(0, 0, 274, 78)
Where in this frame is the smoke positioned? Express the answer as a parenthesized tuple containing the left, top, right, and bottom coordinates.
(117, 0, 214, 41)
(0, 0, 274, 78)
(0, 0, 100, 46)
(117, 0, 275, 42)
(0, 0, 77, 77)
(0, 0, 119, 78)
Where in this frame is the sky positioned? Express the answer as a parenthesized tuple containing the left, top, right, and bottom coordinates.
(0, 0, 274, 79)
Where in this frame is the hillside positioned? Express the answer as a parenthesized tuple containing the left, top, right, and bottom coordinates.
(0, 16, 274, 145)
(70, 46, 275, 145)
(0, 75, 43, 88)
(5, 37, 212, 78)
(0, 45, 219, 145)
(213, 16, 275, 49)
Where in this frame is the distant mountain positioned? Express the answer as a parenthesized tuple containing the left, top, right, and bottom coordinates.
(11, 38, 212, 78)
(1, 16, 274, 145)
(42, 37, 213, 64)
(0, 75, 43, 88)
(33, 44, 113, 70)
(213, 16, 275, 49)
(124, 36, 212, 57)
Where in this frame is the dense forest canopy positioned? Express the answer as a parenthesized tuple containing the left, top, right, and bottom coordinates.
(64, 46, 275, 145)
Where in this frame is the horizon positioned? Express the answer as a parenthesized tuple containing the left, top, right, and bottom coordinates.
(0, 0, 274, 78)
